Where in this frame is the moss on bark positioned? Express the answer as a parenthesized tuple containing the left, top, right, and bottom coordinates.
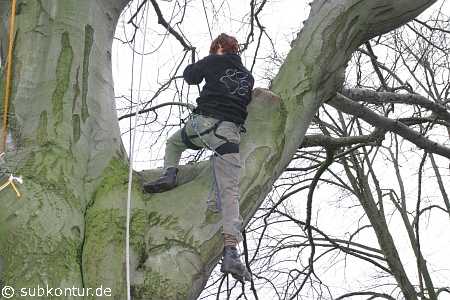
(81, 25, 93, 123)
(52, 32, 73, 132)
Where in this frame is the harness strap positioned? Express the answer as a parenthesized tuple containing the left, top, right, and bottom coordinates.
(181, 117, 242, 154)
(185, 120, 222, 139)
(214, 142, 239, 155)
(181, 126, 203, 150)
(181, 119, 223, 150)
(213, 124, 230, 143)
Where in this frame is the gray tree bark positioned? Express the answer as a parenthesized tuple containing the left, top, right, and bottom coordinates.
(0, 0, 436, 299)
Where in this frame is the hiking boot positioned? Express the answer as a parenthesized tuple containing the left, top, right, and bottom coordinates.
(143, 167, 178, 193)
(220, 245, 251, 283)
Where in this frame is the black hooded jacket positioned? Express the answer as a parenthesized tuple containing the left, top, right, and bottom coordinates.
(183, 53, 254, 125)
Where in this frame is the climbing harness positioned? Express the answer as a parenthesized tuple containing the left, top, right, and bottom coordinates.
(180, 119, 220, 150)
(181, 117, 239, 151)
(0, 0, 22, 199)
(186, 113, 242, 167)
(214, 142, 239, 156)
(184, 113, 243, 213)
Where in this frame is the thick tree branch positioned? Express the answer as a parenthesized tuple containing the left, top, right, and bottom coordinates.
(301, 130, 384, 149)
(397, 117, 450, 127)
(342, 88, 450, 123)
(329, 93, 450, 159)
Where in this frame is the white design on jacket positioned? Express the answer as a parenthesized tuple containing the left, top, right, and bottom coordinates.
(219, 69, 251, 97)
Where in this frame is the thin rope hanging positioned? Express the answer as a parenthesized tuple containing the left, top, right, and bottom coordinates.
(125, 2, 150, 299)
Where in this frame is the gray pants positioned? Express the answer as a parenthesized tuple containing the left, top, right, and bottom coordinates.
(164, 114, 244, 243)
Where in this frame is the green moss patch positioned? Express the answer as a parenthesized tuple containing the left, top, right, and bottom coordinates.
(51, 31, 73, 131)
(81, 25, 94, 123)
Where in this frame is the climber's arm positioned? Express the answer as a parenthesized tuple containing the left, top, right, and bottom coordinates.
(183, 56, 210, 85)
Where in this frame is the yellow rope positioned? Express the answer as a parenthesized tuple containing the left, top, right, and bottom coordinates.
(1, 0, 17, 154)
(0, 0, 21, 198)
(0, 175, 22, 198)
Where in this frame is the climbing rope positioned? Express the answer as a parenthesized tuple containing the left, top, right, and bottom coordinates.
(1, 0, 17, 154)
(0, 174, 22, 197)
(0, 0, 22, 198)
(125, 2, 150, 299)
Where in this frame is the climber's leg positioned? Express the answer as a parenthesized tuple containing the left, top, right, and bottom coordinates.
(164, 128, 189, 169)
(212, 152, 243, 243)
(143, 114, 218, 193)
(206, 121, 251, 282)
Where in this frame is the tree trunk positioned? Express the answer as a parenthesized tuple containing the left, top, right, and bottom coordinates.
(0, 0, 128, 298)
(0, 0, 436, 299)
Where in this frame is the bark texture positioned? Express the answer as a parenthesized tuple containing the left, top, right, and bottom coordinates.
(0, 0, 127, 298)
(0, 0, 436, 299)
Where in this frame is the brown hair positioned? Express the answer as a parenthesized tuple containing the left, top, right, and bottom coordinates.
(209, 33, 240, 55)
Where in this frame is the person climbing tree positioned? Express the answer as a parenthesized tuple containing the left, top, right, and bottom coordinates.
(143, 33, 254, 282)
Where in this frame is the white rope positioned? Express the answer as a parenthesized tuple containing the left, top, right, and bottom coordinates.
(125, 3, 150, 299)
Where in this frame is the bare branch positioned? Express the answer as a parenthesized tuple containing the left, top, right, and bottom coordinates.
(335, 291, 396, 300)
(118, 101, 195, 121)
(413, 18, 450, 34)
(342, 88, 450, 123)
(365, 41, 389, 90)
(301, 130, 384, 149)
(329, 93, 450, 159)
(429, 153, 450, 220)
(149, 0, 194, 51)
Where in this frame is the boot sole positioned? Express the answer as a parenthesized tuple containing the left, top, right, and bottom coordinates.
(143, 183, 176, 193)
(220, 266, 250, 283)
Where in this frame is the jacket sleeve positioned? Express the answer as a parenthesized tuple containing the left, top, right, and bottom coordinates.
(183, 56, 210, 85)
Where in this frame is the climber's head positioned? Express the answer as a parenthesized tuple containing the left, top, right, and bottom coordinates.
(209, 33, 240, 55)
